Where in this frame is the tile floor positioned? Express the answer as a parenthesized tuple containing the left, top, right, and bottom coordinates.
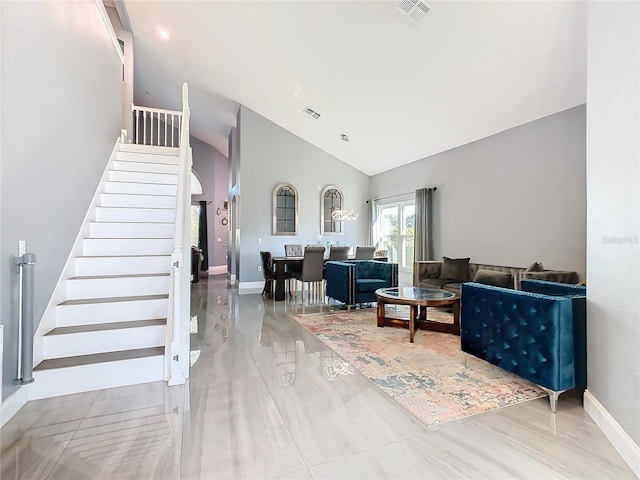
(0, 275, 636, 479)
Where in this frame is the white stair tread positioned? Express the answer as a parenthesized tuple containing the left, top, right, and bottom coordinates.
(34, 346, 164, 371)
(46, 318, 166, 336)
(59, 294, 168, 306)
(78, 254, 171, 258)
(95, 206, 175, 210)
(69, 273, 170, 280)
(100, 192, 176, 198)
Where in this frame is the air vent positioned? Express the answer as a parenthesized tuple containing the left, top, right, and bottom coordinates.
(395, 0, 431, 24)
(303, 106, 321, 120)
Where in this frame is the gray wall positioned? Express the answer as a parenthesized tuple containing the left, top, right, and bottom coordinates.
(586, 2, 639, 445)
(371, 106, 587, 278)
(191, 136, 229, 269)
(237, 106, 370, 284)
(0, 2, 122, 399)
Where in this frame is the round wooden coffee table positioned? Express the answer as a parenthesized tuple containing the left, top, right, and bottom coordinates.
(375, 286, 460, 343)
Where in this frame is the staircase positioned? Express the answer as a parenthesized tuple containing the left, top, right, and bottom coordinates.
(30, 143, 181, 399)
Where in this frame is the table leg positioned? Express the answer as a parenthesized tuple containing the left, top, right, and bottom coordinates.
(275, 262, 286, 301)
(453, 300, 460, 335)
(409, 305, 416, 343)
(377, 300, 385, 327)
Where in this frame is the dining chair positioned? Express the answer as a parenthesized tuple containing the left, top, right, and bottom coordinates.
(290, 246, 326, 303)
(284, 244, 303, 257)
(328, 245, 350, 260)
(260, 251, 293, 299)
(260, 251, 276, 299)
(354, 246, 375, 260)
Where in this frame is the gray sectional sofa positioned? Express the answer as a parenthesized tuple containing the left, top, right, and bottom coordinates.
(414, 258, 579, 294)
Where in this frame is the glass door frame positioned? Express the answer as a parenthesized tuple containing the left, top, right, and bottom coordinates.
(375, 199, 415, 272)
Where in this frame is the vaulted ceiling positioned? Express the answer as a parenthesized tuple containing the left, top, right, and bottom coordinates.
(124, 1, 586, 176)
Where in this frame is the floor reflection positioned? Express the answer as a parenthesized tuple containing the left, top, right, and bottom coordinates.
(1, 276, 635, 480)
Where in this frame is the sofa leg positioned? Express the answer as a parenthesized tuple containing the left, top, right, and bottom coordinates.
(541, 387, 566, 413)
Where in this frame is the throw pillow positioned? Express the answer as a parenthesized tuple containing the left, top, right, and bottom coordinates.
(439, 257, 470, 281)
(473, 269, 512, 288)
(526, 261, 544, 272)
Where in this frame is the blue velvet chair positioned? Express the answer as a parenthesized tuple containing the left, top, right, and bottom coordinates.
(520, 279, 587, 394)
(460, 281, 586, 412)
(325, 260, 398, 310)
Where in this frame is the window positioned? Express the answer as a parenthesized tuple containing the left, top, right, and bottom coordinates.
(273, 183, 299, 235)
(376, 200, 415, 270)
(320, 185, 344, 235)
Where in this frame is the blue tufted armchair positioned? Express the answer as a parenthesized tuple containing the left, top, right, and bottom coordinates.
(325, 260, 398, 310)
(460, 281, 586, 412)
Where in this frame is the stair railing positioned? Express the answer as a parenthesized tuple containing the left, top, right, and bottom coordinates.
(166, 82, 192, 385)
(131, 105, 182, 147)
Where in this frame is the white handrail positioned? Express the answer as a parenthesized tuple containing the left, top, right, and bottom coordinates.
(166, 82, 192, 385)
(131, 104, 182, 147)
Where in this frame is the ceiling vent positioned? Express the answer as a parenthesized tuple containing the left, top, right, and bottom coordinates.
(395, 0, 431, 24)
(303, 107, 321, 120)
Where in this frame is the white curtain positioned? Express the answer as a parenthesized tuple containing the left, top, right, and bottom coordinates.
(414, 187, 435, 261)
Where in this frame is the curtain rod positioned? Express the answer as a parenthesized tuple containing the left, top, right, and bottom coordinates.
(371, 186, 437, 202)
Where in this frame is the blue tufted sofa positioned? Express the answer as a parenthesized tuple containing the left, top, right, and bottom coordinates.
(325, 260, 398, 310)
(460, 281, 587, 412)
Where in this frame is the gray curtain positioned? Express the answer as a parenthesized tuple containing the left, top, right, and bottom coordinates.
(414, 188, 435, 261)
(366, 198, 378, 246)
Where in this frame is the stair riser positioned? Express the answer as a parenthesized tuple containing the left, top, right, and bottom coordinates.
(104, 182, 177, 196)
(119, 144, 179, 156)
(99, 193, 176, 209)
(30, 355, 164, 400)
(56, 298, 168, 327)
(109, 170, 177, 185)
(83, 238, 173, 256)
(66, 276, 170, 300)
(75, 256, 171, 276)
(113, 161, 179, 175)
(95, 207, 175, 223)
(89, 222, 174, 239)
(44, 325, 166, 358)
(115, 151, 179, 165)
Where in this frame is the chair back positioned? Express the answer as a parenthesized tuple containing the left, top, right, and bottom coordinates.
(328, 245, 350, 260)
(284, 244, 303, 257)
(301, 246, 326, 282)
(354, 246, 375, 260)
(260, 251, 275, 278)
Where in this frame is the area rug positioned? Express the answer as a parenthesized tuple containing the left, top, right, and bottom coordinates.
(291, 307, 546, 426)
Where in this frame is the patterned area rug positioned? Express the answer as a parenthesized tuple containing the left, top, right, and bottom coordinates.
(292, 307, 546, 426)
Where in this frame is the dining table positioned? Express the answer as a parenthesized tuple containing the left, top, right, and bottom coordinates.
(271, 256, 303, 301)
(270, 255, 388, 301)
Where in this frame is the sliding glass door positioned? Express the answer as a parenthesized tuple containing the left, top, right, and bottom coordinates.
(377, 201, 415, 271)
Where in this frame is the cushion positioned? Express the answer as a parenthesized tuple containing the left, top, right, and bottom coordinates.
(473, 269, 512, 288)
(419, 278, 451, 288)
(357, 278, 387, 293)
(443, 282, 462, 294)
(526, 261, 544, 272)
(439, 257, 470, 281)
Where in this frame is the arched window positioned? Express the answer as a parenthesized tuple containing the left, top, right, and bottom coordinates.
(320, 185, 344, 235)
(273, 183, 298, 235)
(191, 170, 203, 195)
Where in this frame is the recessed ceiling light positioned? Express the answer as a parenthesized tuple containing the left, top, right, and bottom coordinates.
(340, 134, 350, 142)
(157, 26, 170, 40)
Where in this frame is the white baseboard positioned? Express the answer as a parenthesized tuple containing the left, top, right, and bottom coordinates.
(1, 385, 29, 428)
(238, 281, 263, 294)
(209, 265, 227, 275)
(584, 390, 640, 478)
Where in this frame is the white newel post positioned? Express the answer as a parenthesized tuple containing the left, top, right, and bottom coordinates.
(167, 82, 192, 386)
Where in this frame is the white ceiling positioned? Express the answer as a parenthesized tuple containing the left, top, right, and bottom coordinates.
(124, 1, 586, 176)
